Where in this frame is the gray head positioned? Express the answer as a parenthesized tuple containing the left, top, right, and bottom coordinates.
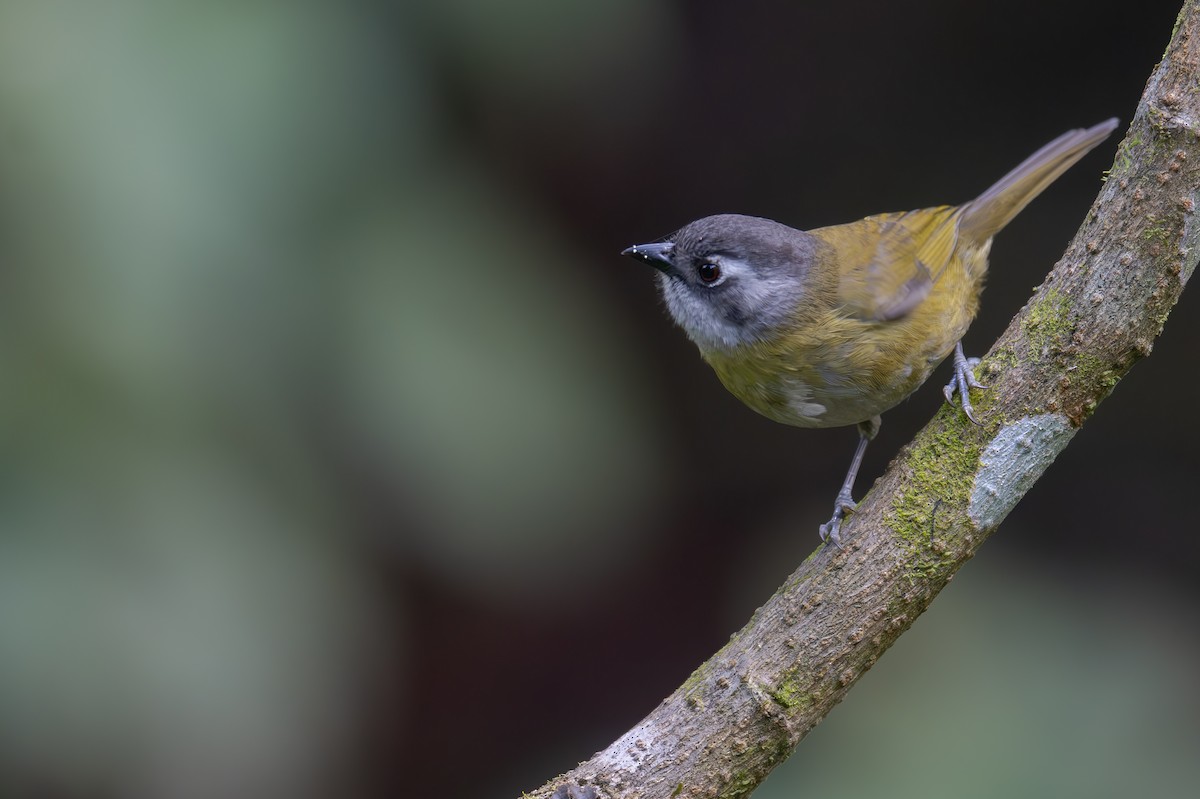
(622, 214, 815, 352)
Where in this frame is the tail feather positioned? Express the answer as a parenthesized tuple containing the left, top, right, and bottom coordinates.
(959, 118, 1119, 243)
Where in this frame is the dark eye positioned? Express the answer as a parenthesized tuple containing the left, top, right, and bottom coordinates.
(697, 262, 721, 283)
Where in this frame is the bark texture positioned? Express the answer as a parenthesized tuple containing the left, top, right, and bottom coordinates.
(527, 3, 1200, 797)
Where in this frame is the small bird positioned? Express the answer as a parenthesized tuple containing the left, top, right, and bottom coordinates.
(623, 119, 1118, 545)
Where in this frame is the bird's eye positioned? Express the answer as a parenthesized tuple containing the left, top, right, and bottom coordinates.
(697, 262, 721, 283)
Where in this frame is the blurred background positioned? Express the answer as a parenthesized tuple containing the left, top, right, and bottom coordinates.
(0, 1, 1196, 797)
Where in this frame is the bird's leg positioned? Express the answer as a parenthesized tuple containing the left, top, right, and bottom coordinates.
(942, 341, 986, 424)
(819, 416, 880, 547)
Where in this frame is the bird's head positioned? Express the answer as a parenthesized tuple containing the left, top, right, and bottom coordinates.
(623, 214, 815, 352)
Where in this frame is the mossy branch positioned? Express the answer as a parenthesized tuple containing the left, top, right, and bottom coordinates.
(526, 3, 1199, 797)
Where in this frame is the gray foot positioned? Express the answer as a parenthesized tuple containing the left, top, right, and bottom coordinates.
(943, 342, 986, 424)
(819, 489, 857, 548)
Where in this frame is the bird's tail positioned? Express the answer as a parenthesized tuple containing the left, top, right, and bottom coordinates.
(958, 118, 1119, 243)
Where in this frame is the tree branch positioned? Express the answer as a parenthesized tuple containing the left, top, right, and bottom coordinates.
(526, 3, 1200, 796)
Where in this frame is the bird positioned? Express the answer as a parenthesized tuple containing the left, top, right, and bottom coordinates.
(623, 118, 1118, 546)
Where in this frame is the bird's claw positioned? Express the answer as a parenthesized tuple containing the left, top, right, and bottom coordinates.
(944, 346, 985, 425)
(819, 491, 857, 548)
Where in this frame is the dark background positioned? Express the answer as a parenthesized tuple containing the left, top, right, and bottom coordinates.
(0, 2, 1196, 798)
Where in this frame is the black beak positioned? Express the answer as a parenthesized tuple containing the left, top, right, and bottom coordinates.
(621, 242, 674, 273)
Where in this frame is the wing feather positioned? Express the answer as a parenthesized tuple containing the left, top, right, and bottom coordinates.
(815, 206, 961, 322)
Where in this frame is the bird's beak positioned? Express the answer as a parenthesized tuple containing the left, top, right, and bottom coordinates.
(621, 242, 674, 273)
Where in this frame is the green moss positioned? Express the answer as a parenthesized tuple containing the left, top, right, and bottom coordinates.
(1060, 352, 1122, 422)
(1142, 213, 1175, 245)
(714, 720, 798, 797)
(768, 669, 813, 711)
(983, 344, 1019, 373)
(884, 405, 984, 584)
(677, 656, 721, 702)
(1020, 287, 1073, 358)
(1072, 352, 1119, 391)
(719, 770, 757, 799)
(1111, 131, 1141, 175)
